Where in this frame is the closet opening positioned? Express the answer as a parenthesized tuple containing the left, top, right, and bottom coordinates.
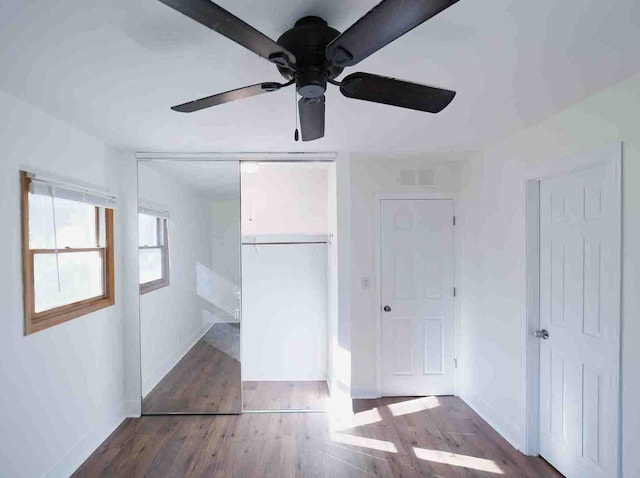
(241, 160, 337, 412)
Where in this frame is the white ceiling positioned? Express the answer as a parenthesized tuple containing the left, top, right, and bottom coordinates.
(143, 160, 239, 198)
(1, 0, 639, 154)
(143, 159, 329, 198)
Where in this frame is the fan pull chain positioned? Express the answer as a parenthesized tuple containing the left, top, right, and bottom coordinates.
(294, 87, 299, 142)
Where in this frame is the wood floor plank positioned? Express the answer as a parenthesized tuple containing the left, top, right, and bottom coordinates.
(142, 324, 242, 414)
(243, 380, 330, 411)
(142, 324, 329, 414)
(74, 396, 563, 478)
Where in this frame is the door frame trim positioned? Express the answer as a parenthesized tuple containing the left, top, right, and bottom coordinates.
(524, 142, 622, 478)
(374, 192, 457, 398)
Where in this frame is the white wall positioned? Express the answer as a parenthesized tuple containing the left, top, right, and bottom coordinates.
(326, 163, 339, 395)
(137, 164, 217, 396)
(348, 157, 464, 397)
(332, 153, 353, 408)
(208, 198, 241, 323)
(119, 155, 143, 417)
(0, 90, 127, 478)
(457, 72, 640, 477)
(240, 162, 330, 382)
(241, 163, 328, 235)
(242, 243, 328, 381)
(211, 199, 241, 287)
(209, 193, 241, 322)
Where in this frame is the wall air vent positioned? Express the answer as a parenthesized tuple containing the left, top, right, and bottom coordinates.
(399, 169, 436, 187)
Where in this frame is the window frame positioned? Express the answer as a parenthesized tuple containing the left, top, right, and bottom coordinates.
(138, 215, 170, 295)
(21, 171, 115, 335)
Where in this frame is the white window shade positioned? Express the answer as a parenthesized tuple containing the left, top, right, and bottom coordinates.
(28, 174, 117, 209)
(138, 200, 169, 219)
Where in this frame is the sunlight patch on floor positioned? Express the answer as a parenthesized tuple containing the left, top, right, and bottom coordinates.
(387, 396, 441, 417)
(413, 447, 504, 474)
(330, 406, 383, 432)
(330, 433, 398, 453)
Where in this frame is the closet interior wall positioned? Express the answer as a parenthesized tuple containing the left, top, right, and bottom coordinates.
(241, 161, 335, 411)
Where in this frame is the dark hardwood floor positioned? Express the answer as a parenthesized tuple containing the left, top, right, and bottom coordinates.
(74, 396, 562, 477)
(142, 323, 242, 414)
(142, 323, 330, 413)
(243, 380, 330, 411)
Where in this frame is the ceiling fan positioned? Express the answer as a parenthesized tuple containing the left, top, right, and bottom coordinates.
(159, 0, 459, 141)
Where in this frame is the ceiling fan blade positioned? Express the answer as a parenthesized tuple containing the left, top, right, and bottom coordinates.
(172, 82, 289, 112)
(298, 96, 325, 141)
(326, 0, 459, 67)
(158, 0, 295, 68)
(340, 72, 456, 113)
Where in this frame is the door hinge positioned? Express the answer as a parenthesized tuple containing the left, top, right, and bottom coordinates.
(454, 358, 458, 368)
(453, 287, 457, 297)
(453, 216, 456, 226)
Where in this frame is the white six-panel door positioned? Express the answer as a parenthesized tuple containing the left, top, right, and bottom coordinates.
(380, 199, 455, 396)
(539, 161, 621, 477)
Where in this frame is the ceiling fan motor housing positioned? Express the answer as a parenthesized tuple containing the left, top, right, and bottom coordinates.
(276, 16, 343, 98)
(160, 0, 460, 141)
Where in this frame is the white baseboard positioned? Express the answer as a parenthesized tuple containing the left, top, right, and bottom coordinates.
(242, 376, 328, 382)
(43, 401, 127, 478)
(124, 399, 141, 418)
(211, 317, 240, 325)
(350, 389, 379, 400)
(142, 323, 213, 397)
(460, 392, 524, 451)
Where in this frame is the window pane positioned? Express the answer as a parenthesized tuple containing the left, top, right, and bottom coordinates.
(53, 197, 97, 248)
(139, 248, 163, 284)
(139, 214, 159, 247)
(29, 193, 97, 249)
(97, 208, 106, 247)
(29, 193, 55, 249)
(34, 252, 104, 313)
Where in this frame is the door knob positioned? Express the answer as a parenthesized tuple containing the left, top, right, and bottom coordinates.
(535, 329, 549, 339)
(383, 305, 392, 312)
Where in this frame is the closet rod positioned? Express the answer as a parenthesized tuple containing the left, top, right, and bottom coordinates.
(241, 241, 327, 245)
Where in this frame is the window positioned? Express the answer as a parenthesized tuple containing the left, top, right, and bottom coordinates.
(138, 208, 170, 294)
(21, 171, 115, 335)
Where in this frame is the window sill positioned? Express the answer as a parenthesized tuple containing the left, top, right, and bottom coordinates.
(140, 279, 170, 295)
(26, 296, 115, 335)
